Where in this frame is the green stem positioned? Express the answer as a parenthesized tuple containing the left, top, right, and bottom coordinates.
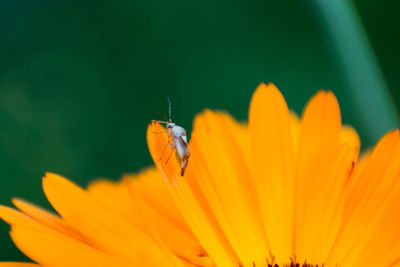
(310, 0, 399, 145)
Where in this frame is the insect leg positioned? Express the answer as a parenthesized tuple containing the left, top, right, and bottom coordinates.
(163, 137, 176, 166)
(156, 143, 172, 163)
(164, 148, 174, 165)
(152, 120, 169, 125)
(151, 130, 167, 134)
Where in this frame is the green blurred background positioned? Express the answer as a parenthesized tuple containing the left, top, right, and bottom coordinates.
(0, 0, 399, 261)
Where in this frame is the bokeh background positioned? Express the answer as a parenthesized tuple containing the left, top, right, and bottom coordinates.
(0, 0, 399, 261)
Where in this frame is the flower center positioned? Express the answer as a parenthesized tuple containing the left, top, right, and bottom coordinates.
(241, 262, 322, 267)
(269, 264, 322, 267)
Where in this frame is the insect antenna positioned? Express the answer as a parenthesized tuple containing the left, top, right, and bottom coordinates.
(154, 110, 168, 122)
(167, 97, 172, 123)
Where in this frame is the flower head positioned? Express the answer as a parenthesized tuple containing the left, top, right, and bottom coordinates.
(1, 83, 400, 267)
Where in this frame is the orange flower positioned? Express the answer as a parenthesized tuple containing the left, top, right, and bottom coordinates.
(1, 83, 400, 266)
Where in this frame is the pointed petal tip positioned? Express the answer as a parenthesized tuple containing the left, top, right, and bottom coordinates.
(42, 172, 59, 184)
(366, 128, 400, 160)
(251, 82, 284, 104)
(43, 172, 62, 180)
(250, 82, 288, 121)
(146, 121, 182, 180)
(146, 121, 162, 165)
(42, 173, 74, 187)
(43, 172, 52, 178)
(390, 128, 400, 135)
(0, 204, 10, 219)
(379, 129, 400, 146)
(0, 205, 25, 226)
(302, 88, 341, 123)
(382, 128, 400, 138)
(256, 81, 267, 88)
(254, 82, 279, 94)
(257, 81, 277, 87)
(11, 198, 27, 208)
(314, 89, 337, 98)
(310, 89, 337, 100)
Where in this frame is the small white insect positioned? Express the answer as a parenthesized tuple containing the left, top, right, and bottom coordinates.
(152, 98, 190, 176)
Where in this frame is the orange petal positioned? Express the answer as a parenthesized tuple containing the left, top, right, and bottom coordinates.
(147, 122, 182, 179)
(88, 171, 208, 265)
(294, 90, 342, 260)
(11, 198, 85, 242)
(249, 82, 295, 262)
(0, 205, 130, 267)
(184, 110, 269, 266)
(124, 174, 211, 266)
(0, 263, 39, 266)
(124, 168, 191, 233)
(290, 111, 301, 158)
(297, 90, 342, 159)
(147, 122, 239, 266)
(42, 173, 185, 266)
(340, 125, 361, 150)
(10, 226, 132, 267)
(327, 130, 400, 266)
(88, 174, 206, 265)
(352, 174, 400, 266)
(86, 178, 140, 226)
(0, 205, 50, 233)
(299, 144, 357, 264)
